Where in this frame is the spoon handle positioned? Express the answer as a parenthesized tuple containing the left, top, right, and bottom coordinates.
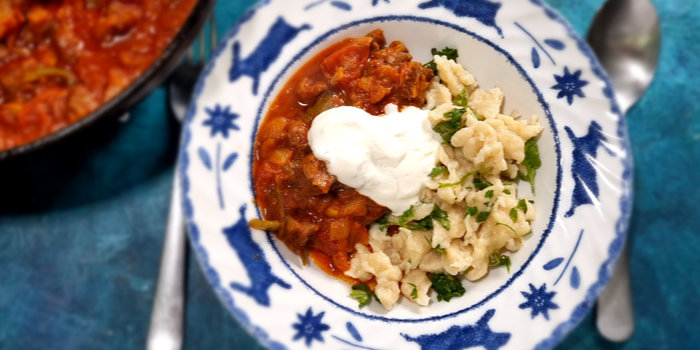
(596, 243, 634, 342)
(146, 168, 186, 350)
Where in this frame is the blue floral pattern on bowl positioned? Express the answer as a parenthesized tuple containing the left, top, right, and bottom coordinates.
(180, 0, 632, 349)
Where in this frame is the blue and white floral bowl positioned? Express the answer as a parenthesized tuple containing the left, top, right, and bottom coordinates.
(180, 0, 632, 349)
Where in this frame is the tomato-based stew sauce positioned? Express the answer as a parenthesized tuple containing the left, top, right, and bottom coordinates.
(0, 0, 196, 150)
(252, 30, 434, 279)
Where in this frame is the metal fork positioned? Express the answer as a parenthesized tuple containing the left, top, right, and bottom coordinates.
(169, 17, 219, 123)
(146, 16, 218, 350)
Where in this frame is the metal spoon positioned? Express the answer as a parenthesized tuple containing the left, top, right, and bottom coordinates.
(586, 0, 660, 342)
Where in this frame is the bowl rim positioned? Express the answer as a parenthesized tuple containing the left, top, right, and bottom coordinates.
(0, 0, 217, 161)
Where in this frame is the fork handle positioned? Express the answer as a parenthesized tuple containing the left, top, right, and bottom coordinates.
(596, 243, 634, 342)
(147, 168, 186, 350)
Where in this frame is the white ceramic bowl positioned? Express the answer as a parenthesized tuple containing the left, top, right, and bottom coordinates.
(180, 1, 631, 349)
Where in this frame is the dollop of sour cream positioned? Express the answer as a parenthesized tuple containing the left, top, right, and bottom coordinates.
(308, 104, 441, 214)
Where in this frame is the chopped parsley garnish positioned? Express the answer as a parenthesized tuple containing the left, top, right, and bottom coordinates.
(433, 108, 466, 143)
(521, 138, 541, 193)
(376, 213, 390, 231)
(424, 47, 459, 73)
(379, 204, 448, 232)
(504, 189, 511, 195)
(434, 245, 447, 255)
(476, 211, 490, 223)
(408, 283, 418, 299)
(454, 89, 468, 107)
(443, 107, 466, 121)
(405, 216, 433, 231)
(435, 47, 459, 60)
(430, 204, 450, 230)
(485, 190, 494, 199)
(465, 206, 478, 217)
(508, 199, 528, 224)
(509, 208, 518, 222)
(517, 199, 528, 212)
(473, 176, 493, 191)
(489, 252, 512, 273)
(398, 206, 415, 226)
(350, 283, 374, 308)
(429, 273, 465, 302)
(429, 165, 448, 178)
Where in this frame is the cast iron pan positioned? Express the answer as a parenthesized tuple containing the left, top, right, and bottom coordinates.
(0, 0, 217, 161)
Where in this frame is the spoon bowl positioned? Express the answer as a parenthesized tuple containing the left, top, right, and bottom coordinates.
(587, 0, 661, 111)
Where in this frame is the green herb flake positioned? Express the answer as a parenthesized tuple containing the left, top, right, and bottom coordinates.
(429, 165, 448, 178)
(430, 204, 450, 230)
(398, 206, 415, 226)
(489, 252, 512, 273)
(434, 245, 447, 255)
(405, 216, 433, 231)
(433, 108, 466, 143)
(424, 62, 437, 73)
(465, 206, 478, 217)
(521, 138, 541, 193)
(473, 176, 493, 191)
(443, 108, 466, 121)
(409, 283, 418, 299)
(376, 214, 390, 231)
(434, 47, 459, 60)
(424, 47, 459, 73)
(454, 89, 469, 107)
(485, 190, 494, 199)
(504, 189, 511, 195)
(380, 205, 440, 232)
(509, 208, 518, 222)
(517, 199, 528, 213)
(417, 216, 435, 231)
(429, 273, 466, 302)
(350, 283, 374, 308)
(476, 211, 491, 223)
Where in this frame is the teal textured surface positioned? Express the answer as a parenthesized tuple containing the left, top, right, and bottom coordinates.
(0, 1, 697, 349)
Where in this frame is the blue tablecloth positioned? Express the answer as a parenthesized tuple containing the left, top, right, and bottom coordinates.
(1, 0, 697, 349)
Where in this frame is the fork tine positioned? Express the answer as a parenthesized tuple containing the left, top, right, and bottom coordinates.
(198, 20, 207, 64)
(186, 42, 195, 64)
(210, 16, 218, 59)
